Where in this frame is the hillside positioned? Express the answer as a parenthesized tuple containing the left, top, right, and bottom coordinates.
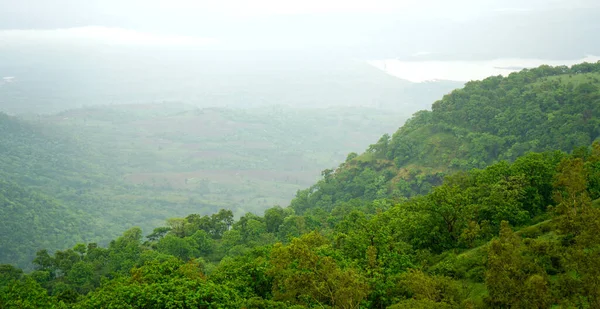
(290, 62, 600, 214)
(0, 113, 227, 268)
(0, 179, 89, 266)
(2, 62, 600, 308)
(2, 143, 599, 308)
(0, 102, 425, 268)
(36, 104, 412, 213)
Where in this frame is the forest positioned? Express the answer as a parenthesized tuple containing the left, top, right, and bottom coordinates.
(1, 62, 600, 308)
(0, 102, 423, 269)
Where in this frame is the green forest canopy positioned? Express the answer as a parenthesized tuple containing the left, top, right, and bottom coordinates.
(2, 143, 600, 308)
(2, 62, 600, 308)
(290, 62, 600, 214)
(0, 104, 414, 268)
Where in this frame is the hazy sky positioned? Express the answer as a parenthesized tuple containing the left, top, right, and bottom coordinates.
(1, 0, 600, 58)
(1, 0, 600, 114)
(2, 0, 599, 31)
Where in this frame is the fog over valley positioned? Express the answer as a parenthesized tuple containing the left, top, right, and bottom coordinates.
(1, 2, 600, 307)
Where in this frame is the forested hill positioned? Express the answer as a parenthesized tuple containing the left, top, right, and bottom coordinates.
(0, 113, 221, 268)
(2, 142, 599, 308)
(291, 62, 600, 214)
(2, 62, 600, 308)
(0, 113, 113, 266)
(0, 112, 105, 189)
(0, 179, 88, 266)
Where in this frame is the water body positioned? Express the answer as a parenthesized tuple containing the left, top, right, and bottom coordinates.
(368, 55, 600, 83)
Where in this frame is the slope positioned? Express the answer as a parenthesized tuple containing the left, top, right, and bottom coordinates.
(0, 179, 88, 267)
(0, 112, 224, 268)
(4, 143, 600, 308)
(3, 63, 600, 308)
(36, 103, 415, 214)
(290, 62, 600, 214)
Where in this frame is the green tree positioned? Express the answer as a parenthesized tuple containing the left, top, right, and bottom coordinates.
(269, 232, 369, 308)
(264, 206, 287, 233)
(156, 234, 197, 261)
(0, 277, 55, 309)
(485, 221, 551, 308)
(553, 155, 600, 307)
(0, 264, 23, 287)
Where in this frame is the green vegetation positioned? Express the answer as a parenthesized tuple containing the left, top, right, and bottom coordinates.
(290, 62, 600, 213)
(2, 143, 600, 308)
(0, 180, 88, 266)
(2, 62, 600, 308)
(0, 112, 229, 268)
(1, 102, 414, 268)
(37, 104, 409, 212)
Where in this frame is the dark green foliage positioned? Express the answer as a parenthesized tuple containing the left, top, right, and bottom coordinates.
(4, 143, 600, 308)
(485, 222, 551, 308)
(73, 259, 242, 309)
(4, 63, 600, 308)
(0, 277, 56, 309)
(0, 180, 86, 267)
(0, 264, 23, 287)
(291, 63, 600, 215)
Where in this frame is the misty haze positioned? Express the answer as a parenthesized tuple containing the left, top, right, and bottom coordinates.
(1, 0, 600, 308)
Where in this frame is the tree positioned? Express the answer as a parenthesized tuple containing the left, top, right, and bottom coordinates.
(187, 230, 215, 256)
(75, 259, 241, 309)
(427, 180, 471, 245)
(156, 234, 197, 261)
(0, 277, 55, 309)
(210, 248, 273, 299)
(269, 232, 369, 308)
(264, 206, 287, 233)
(107, 227, 143, 274)
(33, 249, 55, 272)
(553, 155, 600, 307)
(212, 209, 235, 238)
(146, 226, 171, 242)
(394, 270, 464, 308)
(66, 261, 95, 293)
(485, 221, 551, 308)
(0, 264, 23, 287)
(166, 218, 187, 237)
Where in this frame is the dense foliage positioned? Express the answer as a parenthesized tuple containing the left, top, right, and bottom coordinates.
(290, 62, 600, 213)
(2, 62, 600, 308)
(2, 143, 600, 308)
(0, 180, 87, 266)
(0, 102, 417, 268)
(0, 112, 231, 268)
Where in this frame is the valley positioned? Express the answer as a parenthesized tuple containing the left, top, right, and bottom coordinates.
(3, 1, 600, 307)
(37, 103, 410, 215)
(2, 62, 600, 308)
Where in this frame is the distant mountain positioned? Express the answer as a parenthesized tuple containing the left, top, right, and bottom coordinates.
(0, 47, 462, 115)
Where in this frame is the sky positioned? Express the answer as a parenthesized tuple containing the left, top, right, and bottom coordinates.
(2, 0, 599, 23)
(1, 0, 599, 58)
(1, 0, 600, 113)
